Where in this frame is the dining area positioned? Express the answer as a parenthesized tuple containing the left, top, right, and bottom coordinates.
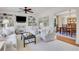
(55, 9, 78, 46)
(56, 15, 76, 37)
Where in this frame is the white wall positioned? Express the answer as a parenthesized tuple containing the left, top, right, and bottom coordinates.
(38, 14, 55, 32)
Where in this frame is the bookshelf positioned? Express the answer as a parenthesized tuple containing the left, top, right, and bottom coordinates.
(28, 16, 37, 26)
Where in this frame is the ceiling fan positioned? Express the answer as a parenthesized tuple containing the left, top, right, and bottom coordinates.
(19, 7, 33, 13)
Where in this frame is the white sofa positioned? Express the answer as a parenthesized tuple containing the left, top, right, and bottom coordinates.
(1, 27, 17, 45)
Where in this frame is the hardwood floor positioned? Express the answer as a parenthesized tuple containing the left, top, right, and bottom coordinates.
(56, 35, 79, 46)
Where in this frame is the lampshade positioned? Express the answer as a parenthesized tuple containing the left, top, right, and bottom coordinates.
(40, 23, 44, 27)
(3, 19, 9, 24)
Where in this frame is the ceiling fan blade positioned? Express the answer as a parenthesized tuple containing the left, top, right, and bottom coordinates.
(27, 8, 31, 10)
(28, 10, 33, 13)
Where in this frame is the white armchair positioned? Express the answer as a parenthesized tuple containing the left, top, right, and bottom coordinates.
(40, 27, 56, 42)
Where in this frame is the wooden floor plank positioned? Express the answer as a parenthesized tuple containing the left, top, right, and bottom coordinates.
(56, 35, 79, 46)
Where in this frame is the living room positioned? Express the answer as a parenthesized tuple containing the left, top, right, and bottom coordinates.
(0, 7, 79, 51)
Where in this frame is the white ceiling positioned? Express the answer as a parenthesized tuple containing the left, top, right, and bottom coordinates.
(0, 7, 78, 16)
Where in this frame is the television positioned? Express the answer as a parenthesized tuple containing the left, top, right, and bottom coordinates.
(16, 16, 26, 23)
